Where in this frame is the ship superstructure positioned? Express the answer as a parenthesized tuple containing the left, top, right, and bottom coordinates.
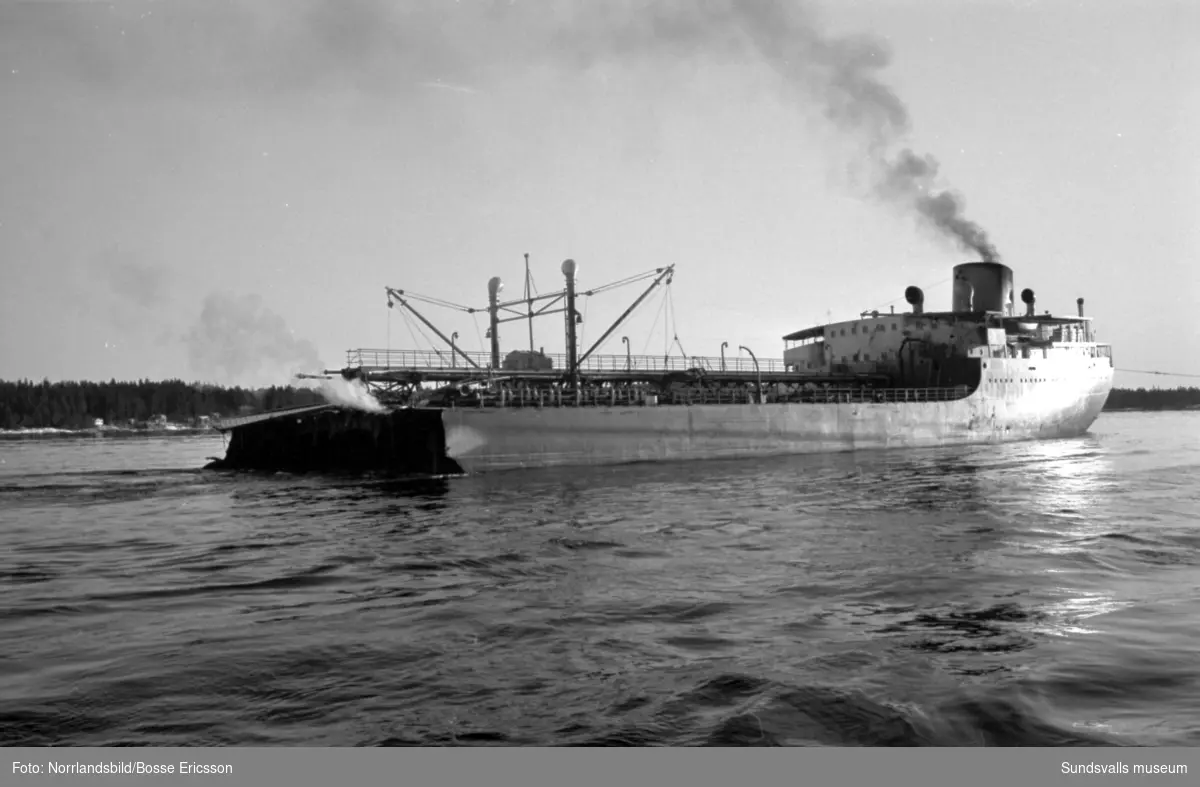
(783, 262, 1108, 387)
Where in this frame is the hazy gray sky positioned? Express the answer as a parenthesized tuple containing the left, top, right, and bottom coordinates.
(1, 0, 1196, 388)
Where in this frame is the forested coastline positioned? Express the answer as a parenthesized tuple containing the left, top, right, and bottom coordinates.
(1103, 386, 1200, 411)
(0, 378, 1196, 431)
(0, 378, 324, 431)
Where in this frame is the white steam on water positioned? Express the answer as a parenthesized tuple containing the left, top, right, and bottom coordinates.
(309, 376, 387, 413)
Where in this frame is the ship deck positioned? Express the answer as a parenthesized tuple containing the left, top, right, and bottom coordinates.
(336, 348, 886, 387)
(212, 384, 974, 433)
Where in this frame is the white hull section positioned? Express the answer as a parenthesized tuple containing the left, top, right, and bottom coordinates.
(442, 357, 1113, 473)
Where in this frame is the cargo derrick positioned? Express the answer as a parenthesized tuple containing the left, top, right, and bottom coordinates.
(345, 258, 901, 411)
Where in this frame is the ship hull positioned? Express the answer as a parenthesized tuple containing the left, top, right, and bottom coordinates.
(208, 357, 1112, 476)
(442, 360, 1113, 473)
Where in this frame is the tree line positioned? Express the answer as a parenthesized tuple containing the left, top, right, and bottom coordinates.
(0, 379, 1196, 431)
(1104, 386, 1200, 411)
(0, 379, 324, 431)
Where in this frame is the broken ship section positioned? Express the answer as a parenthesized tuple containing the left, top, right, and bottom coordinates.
(209, 405, 462, 477)
(206, 259, 1114, 476)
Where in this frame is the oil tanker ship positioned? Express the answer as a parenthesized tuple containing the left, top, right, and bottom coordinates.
(206, 258, 1114, 476)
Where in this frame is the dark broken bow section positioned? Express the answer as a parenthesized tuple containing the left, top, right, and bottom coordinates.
(205, 407, 462, 476)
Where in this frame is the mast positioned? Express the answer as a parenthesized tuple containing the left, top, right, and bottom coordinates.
(524, 253, 534, 352)
(487, 276, 502, 369)
(562, 259, 579, 385)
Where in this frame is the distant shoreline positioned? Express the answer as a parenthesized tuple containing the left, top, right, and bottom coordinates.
(1104, 406, 1200, 412)
(0, 378, 324, 434)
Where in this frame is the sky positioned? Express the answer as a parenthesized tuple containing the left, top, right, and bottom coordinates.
(1, 0, 1197, 390)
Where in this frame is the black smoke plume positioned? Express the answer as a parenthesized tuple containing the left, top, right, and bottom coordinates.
(23, 0, 1000, 258)
(879, 150, 1000, 261)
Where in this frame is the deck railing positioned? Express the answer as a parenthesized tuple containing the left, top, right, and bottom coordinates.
(210, 384, 974, 428)
(344, 348, 790, 375)
(442, 384, 973, 409)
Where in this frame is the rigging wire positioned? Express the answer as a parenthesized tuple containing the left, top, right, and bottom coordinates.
(666, 284, 687, 358)
(1116, 369, 1200, 379)
(385, 266, 671, 361)
(397, 308, 421, 356)
(574, 274, 673, 358)
(396, 308, 446, 360)
(640, 288, 669, 356)
(389, 266, 663, 321)
(663, 287, 671, 359)
(577, 268, 663, 298)
(865, 276, 952, 313)
(389, 290, 475, 313)
(663, 288, 672, 360)
(471, 312, 485, 352)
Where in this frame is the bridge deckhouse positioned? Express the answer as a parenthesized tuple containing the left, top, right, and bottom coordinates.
(781, 261, 1108, 377)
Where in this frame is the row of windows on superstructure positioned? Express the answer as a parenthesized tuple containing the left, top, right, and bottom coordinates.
(989, 374, 1100, 383)
(841, 351, 895, 362)
(796, 350, 895, 368)
(833, 322, 901, 337)
(989, 346, 1106, 359)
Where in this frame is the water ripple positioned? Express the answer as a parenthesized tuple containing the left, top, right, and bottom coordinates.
(0, 415, 1197, 746)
